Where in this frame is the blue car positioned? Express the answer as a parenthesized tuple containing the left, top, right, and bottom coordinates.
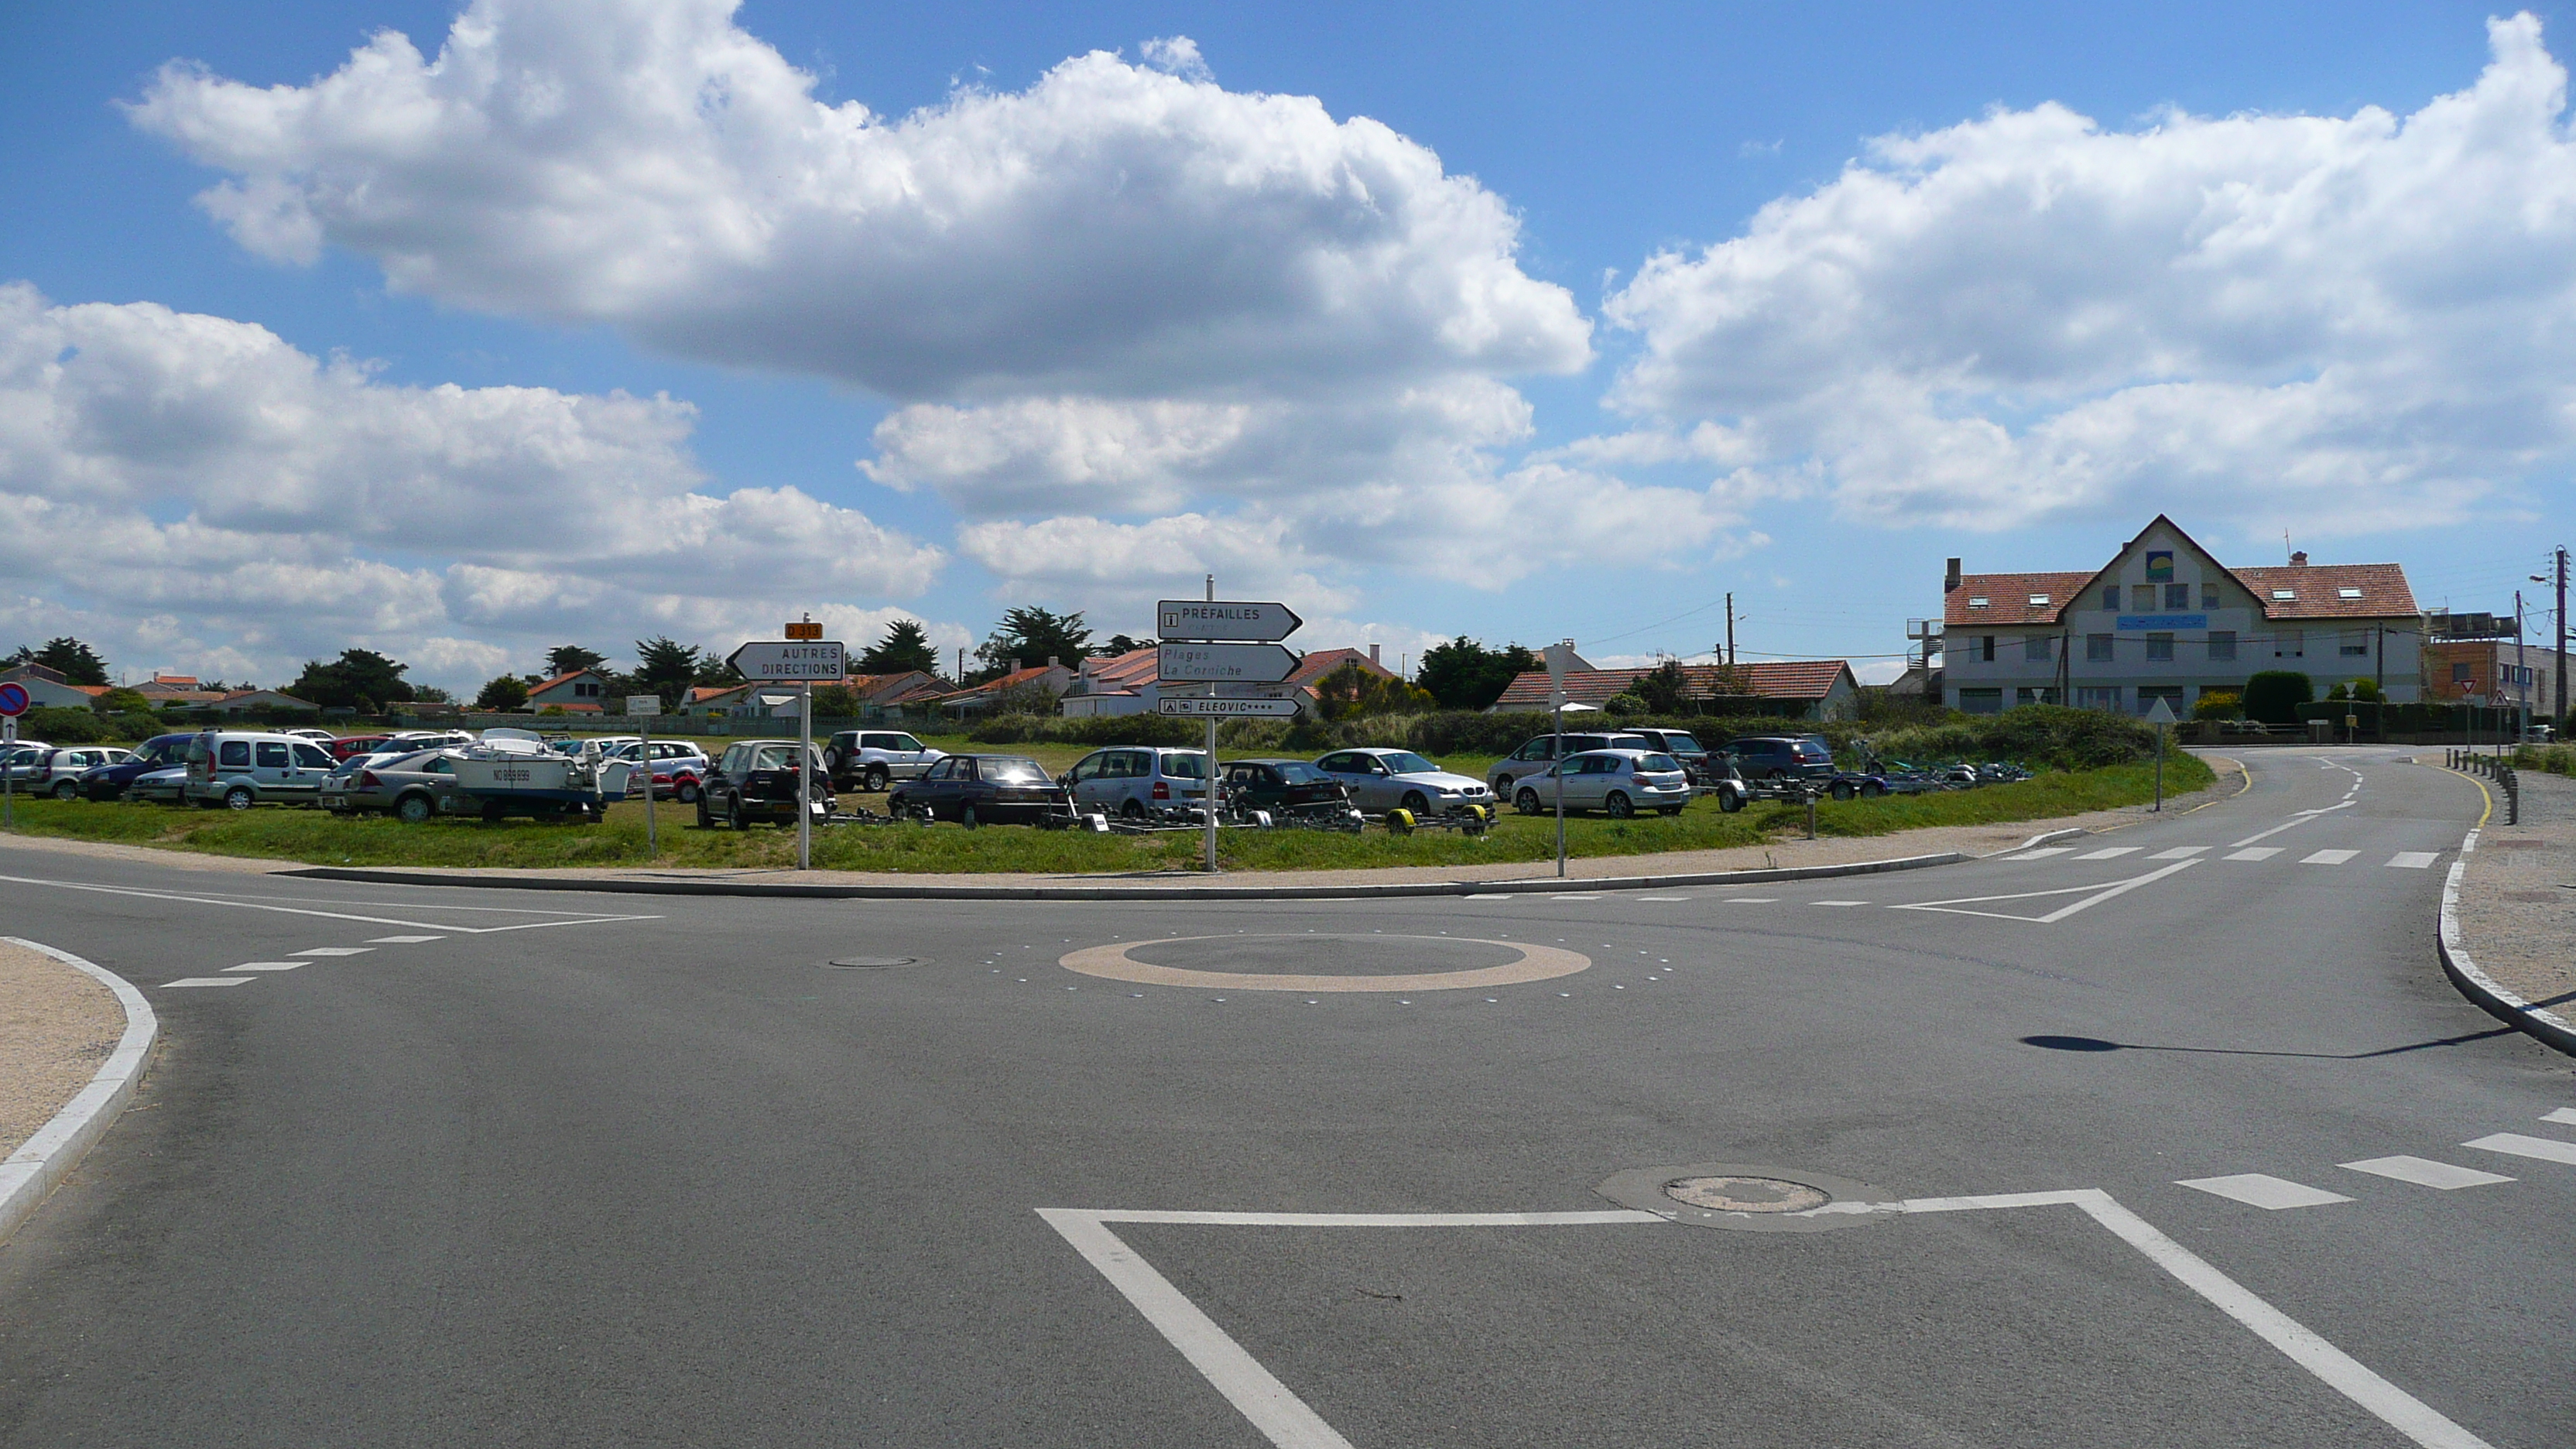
(76, 733, 195, 801)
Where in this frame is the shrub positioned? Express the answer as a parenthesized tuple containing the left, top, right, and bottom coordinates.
(1863, 704, 2159, 770)
(2242, 670, 2313, 724)
(966, 712, 1201, 746)
(19, 706, 114, 744)
(2192, 690, 2242, 721)
(1603, 691, 1648, 717)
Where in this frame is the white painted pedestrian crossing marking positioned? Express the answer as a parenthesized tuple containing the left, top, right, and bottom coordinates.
(162, 977, 255, 988)
(2176, 1173, 2352, 1210)
(2147, 846, 2208, 859)
(2226, 847, 2283, 862)
(1632, 896, 1693, 902)
(2386, 852, 2438, 869)
(2465, 1132, 2576, 1166)
(2004, 847, 2074, 860)
(1811, 899, 1871, 907)
(2074, 846, 2140, 860)
(1721, 897, 1778, 903)
(224, 962, 303, 972)
(2300, 849, 2359, 865)
(292, 947, 372, 957)
(2339, 1156, 2514, 1190)
(368, 934, 444, 944)
(1545, 895, 1601, 901)
(2542, 1108, 2576, 1126)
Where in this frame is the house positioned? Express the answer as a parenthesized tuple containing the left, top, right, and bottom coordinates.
(2424, 637, 2560, 711)
(1488, 659, 1861, 721)
(0, 663, 111, 711)
(841, 670, 948, 717)
(524, 668, 612, 713)
(927, 662, 1077, 719)
(1940, 516, 2425, 715)
(200, 688, 319, 714)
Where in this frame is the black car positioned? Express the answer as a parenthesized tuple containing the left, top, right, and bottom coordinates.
(76, 733, 196, 801)
(1721, 735, 1838, 782)
(696, 739, 835, 830)
(889, 753, 1070, 827)
(1221, 758, 1361, 826)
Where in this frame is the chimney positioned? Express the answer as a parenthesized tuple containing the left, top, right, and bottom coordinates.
(1369, 643, 1382, 666)
(2289, 551, 2308, 567)
(1944, 557, 1961, 592)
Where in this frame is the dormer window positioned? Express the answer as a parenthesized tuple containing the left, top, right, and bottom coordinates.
(2027, 594, 2050, 606)
(2338, 587, 2362, 600)
(1967, 596, 1990, 608)
(2272, 588, 2297, 601)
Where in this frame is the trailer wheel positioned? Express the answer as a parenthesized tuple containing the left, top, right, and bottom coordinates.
(1387, 808, 1414, 835)
(1718, 790, 1745, 814)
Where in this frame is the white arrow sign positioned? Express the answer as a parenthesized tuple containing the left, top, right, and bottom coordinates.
(1160, 642, 1300, 683)
(1157, 600, 1303, 642)
(728, 639, 846, 681)
(1156, 696, 1300, 718)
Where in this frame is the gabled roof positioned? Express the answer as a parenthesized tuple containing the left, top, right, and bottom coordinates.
(1286, 648, 1395, 688)
(1947, 515, 2420, 626)
(929, 663, 1071, 704)
(1078, 646, 1161, 690)
(2232, 563, 2417, 620)
(1490, 660, 1856, 711)
(1944, 571, 2097, 628)
(527, 668, 603, 696)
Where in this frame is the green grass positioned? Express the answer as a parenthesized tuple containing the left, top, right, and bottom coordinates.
(0, 753, 2210, 873)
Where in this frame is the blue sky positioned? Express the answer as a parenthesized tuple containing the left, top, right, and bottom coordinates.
(3, 1, 2568, 692)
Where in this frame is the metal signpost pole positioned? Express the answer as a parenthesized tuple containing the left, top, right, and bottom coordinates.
(635, 696, 658, 858)
(2, 714, 14, 831)
(1546, 640, 1573, 878)
(798, 677, 812, 872)
(1204, 575, 1220, 874)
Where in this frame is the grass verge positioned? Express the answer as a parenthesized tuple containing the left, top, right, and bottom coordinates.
(0, 754, 2211, 874)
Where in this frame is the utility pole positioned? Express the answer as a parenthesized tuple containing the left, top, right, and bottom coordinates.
(2559, 546, 2569, 724)
(1725, 593, 1736, 666)
(2517, 591, 2530, 745)
(1203, 573, 1219, 874)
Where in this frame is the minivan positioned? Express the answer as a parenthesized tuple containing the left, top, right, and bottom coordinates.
(184, 729, 339, 809)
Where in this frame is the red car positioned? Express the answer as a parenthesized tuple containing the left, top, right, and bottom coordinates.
(327, 734, 392, 760)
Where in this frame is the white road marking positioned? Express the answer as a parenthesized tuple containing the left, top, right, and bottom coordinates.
(2338, 1156, 2514, 1190)
(2386, 852, 2439, 869)
(1463, 893, 1513, 899)
(1545, 894, 1601, 901)
(223, 963, 303, 972)
(1721, 896, 1778, 903)
(2542, 1108, 2576, 1125)
(2300, 849, 2359, 865)
(292, 947, 372, 957)
(2175, 1173, 2352, 1210)
(1892, 858, 2198, 925)
(161, 978, 254, 988)
(367, 934, 445, 944)
(1046, 1188, 2492, 1449)
(2226, 847, 2284, 862)
(0, 872, 659, 934)
(2230, 805, 2350, 848)
(2147, 846, 2210, 859)
(2465, 1132, 2576, 1166)
(1811, 899, 1872, 906)
(2074, 846, 2141, 860)
(2003, 847, 2075, 860)
(1632, 896, 1694, 902)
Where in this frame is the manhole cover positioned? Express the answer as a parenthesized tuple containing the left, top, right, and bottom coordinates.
(1663, 1176, 1828, 1213)
(826, 956, 919, 969)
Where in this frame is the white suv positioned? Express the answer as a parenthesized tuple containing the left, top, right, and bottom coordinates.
(183, 730, 338, 810)
(825, 730, 944, 792)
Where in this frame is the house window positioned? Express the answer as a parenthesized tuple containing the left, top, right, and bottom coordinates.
(1976, 635, 1996, 663)
(2201, 583, 2221, 609)
(2146, 632, 2174, 662)
(2453, 662, 2475, 683)
(2087, 634, 2114, 663)
(2102, 586, 2120, 609)
(2024, 635, 2052, 662)
(2132, 585, 2158, 611)
(2026, 594, 2050, 607)
(2077, 686, 2121, 711)
(2275, 629, 2304, 658)
(1957, 687, 2003, 715)
(2208, 631, 2237, 662)
(1967, 596, 1991, 609)
(2339, 632, 2369, 657)
(2165, 584, 2191, 610)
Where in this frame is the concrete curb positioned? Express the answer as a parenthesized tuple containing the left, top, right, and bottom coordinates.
(2435, 831, 2576, 1058)
(0, 937, 158, 1247)
(280, 849, 1969, 902)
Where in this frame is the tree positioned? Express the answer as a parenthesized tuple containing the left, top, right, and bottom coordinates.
(545, 644, 608, 677)
(857, 618, 940, 675)
(288, 649, 417, 711)
(1634, 660, 1694, 715)
(811, 683, 861, 717)
(1414, 637, 1540, 712)
(94, 687, 155, 714)
(1604, 691, 1649, 718)
(1101, 633, 1156, 656)
(1311, 661, 1437, 721)
(5, 637, 111, 686)
(633, 638, 704, 710)
(475, 674, 530, 711)
(2242, 670, 2313, 724)
(971, 606, 1091, 683)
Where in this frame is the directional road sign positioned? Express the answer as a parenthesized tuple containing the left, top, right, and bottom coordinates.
(1156, 696, 1300, 719)
(727, 639, 847, 681)
(1157, 600, 1303, 642)
(1160, 642, 1300, 684)
(0, 681, 26, 718)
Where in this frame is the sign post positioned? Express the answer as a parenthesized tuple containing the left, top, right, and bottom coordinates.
(1545, 641, 1577, 876)
(728, 627, 844, 872)
(1156, 591, 1305, 872)
(2144, 696, 2178, 810)
(625, 694, 662, 857)
(0, 680, 26, 831)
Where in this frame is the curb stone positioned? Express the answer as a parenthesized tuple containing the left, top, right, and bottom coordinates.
(0, 938, 158, 1248)
(2436, 831, 2576, 1058)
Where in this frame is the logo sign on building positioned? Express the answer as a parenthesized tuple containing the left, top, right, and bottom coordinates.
(2144, 550, 2174, 582)
(1160, 642, 1299, 683)
(0, 681, 27, 718)
(1156, 600, 1303, 642)
(1156, 696, 1300, 718)
(726, 640, 848, 681)
(2116, 614, 2208, 631)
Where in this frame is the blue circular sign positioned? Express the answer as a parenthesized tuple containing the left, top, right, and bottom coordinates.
(0, 681, 29, 717)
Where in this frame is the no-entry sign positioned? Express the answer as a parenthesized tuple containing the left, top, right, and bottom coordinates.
(0, 682, 28, 718)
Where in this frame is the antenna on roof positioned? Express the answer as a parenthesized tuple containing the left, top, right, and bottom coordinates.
(2284, 529, 2293, 563)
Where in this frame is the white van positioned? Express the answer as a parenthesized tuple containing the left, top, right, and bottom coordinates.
(184, 729, 339, 810)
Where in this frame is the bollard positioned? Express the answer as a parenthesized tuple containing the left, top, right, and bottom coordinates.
(1806, 786, 1818, 841)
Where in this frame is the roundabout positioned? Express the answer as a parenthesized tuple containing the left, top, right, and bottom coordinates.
(1057, 933, 1591, 992)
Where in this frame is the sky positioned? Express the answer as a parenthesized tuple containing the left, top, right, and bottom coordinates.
(5, 0, 2573, 694)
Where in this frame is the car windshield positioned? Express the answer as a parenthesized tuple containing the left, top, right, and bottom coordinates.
(1379, 752, 1440, 776)
(1660, 735, 1703, 754)
(984, 758, 1047, 783)
(1159, 752, 1209, 779)
(1269, 762, 1331, 784)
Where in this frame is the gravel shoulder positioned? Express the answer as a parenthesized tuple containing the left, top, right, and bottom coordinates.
(0, 940, 124, 1160)
(2449, 762, 2576, 1025)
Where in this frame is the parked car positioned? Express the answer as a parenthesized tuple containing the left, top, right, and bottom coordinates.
(319, 748, 476, 822)
(23, 746, 133, 799)
(1221, 759, 1362, 826)
(824, 730, 945, 791)
(1622, 728, 1718, 783)
(0, 741, 56, 786)
(1063, 747, 1211, 821)
(1721, 735, 1838, 783)
(327, 733, 395, 761)
(182, 730, 340, 810)
(888, 753, 1070, 826)
(696, 739, 834, 830)
(279, 728, 339, 743)
(622, 741, 711, 803)
(76, 733, 196, 800)
(128, 765, 190, 804)
(1313, 748, 1495, 817)
(1487, 731, 1656, 796)
(1509, 749, 1694, 817)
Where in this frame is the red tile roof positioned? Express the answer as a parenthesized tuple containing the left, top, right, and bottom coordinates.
(1491, 660, 1855, 710)
(1947, 516, 2419, 627)
(2231, 563, 2417, 620)
(1286, 648, 1394, 688)
(1944, 572, 2097, 627)
(527, 668, 601, 696)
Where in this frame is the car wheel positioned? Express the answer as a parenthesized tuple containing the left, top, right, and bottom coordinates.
(52, 780, 78, 800)
(1605, 791, 1633, 819)
(863, 765, 888, 792)
(676, 779, 701, 804)
(1400, 790, 1429, 814)
(728, 800, 748, 831)
(1830, 780, 1855, 801)
(223, 786, 255, 811)
(1718, 789, 1745, 814)
(1516, 789, 1542, 815)
(961, 803, 979, 830)
(1861, 781, 1886, 798)
(396, 794, 434, 824)
(1118, 799, 1146, 822)
(696, 799, 712, 828)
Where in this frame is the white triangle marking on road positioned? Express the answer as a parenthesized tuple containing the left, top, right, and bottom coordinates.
(1890, 859, 2200, 924)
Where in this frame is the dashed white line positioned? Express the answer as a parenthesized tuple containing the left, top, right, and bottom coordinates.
(1720, 896, 1778, 903)
(1811, 899, 1872, 907)
(2386, 852, 2439, 869)
(223, 962, 303, 972)
(161, 978, 254, 988)
(2300, 849, 2359, 865)
(367, 934, 445, 944)
(292, 947, 372, 957)
(2226, 847, 2284, 862)
(1632, 896, 1694, 902)
(2339, 1156, 2514, 1190)
(2148, 846, 2210, 859)
(2074, 846, 2141, 860)
(2003, 847, 2075, 860)
(2175, 1173, 2352, 1210)
(2465, 1132, 2576, 1166)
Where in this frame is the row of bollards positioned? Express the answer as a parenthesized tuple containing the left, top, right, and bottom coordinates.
(2447, 748, 2519, 825)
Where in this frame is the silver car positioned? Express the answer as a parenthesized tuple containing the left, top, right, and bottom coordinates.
(1313, 748, 1494, 817)
(1064, 746, 1211, 820)
(826, 730, 945, 792)
(1509, 749, 1694, 818)
(1486, 731, 1657, 796)
(128, 765, 190, 804)
(319, 748, 475, 822)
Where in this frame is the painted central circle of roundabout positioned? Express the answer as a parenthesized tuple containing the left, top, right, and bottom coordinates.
(1058, 934, 1592, 993)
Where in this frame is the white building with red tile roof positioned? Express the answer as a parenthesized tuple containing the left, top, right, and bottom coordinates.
(1941, 515, 2425, 714)
(525, 667, 612, 713)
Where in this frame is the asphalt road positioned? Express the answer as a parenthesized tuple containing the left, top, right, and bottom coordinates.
(0, 747, 2568, 1447)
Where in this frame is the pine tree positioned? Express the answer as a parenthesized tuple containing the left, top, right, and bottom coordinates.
(857, 618, 940, 675)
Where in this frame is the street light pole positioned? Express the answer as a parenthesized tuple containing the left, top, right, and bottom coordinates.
(1204, 572, 1220, 874)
